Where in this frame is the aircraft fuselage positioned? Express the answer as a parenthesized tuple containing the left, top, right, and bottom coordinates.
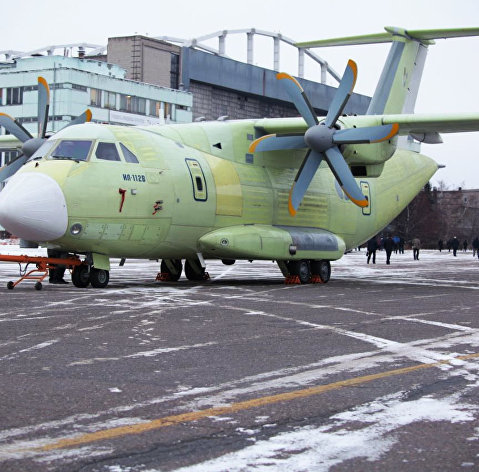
(0, 120, 437, 268)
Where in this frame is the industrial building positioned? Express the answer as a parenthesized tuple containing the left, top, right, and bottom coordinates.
(0, 51, 193, 167)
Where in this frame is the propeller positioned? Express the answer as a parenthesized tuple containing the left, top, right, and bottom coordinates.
(249, 60, 399, 215)
(0, 77, 92, 183)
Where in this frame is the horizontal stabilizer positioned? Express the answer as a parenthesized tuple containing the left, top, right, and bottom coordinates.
(296, 26, 479, 48)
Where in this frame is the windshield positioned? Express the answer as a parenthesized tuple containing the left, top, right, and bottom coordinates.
(50, 140, 93, 161)
(28, 139, 57, 161)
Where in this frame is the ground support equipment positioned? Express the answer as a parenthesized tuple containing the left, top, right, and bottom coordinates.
(0, 254, 83, 290)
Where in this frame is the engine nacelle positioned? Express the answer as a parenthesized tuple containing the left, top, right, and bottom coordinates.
(337, 116, 398, 166)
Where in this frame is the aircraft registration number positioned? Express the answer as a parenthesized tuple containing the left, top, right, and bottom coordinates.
(122, 173, 146, 183)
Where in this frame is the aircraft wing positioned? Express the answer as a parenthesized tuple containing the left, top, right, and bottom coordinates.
(382, 113, 479, 134)
(253, 117, 309, 135)
(253, 114, 479, 136)
(0, 134, 22, 151)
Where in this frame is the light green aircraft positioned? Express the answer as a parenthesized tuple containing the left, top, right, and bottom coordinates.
(0, 27, 478, 288)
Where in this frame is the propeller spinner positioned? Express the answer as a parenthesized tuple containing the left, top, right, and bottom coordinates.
(249, 60, 399, 215)
(0, 77, 92, 183)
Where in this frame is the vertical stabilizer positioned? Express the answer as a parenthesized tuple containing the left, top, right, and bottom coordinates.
(367, 27, 429, 115)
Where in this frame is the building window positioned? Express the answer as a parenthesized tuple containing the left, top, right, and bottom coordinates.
(104, 91, 116, 110)
(120, 94, 131, 112)
(6, 87, 23, 105)
(136, 97, 146, 115)
(2, 150, 20, 165)
(120, 95, 146, 114)
(72, 84, 87, 92)
(90, 88, 101, 107)
(170, 53, 179, 89)
(149, 100, 161, 117)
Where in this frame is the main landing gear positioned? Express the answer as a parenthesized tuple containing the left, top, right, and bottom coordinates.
(71, 264, 110, 288)
(281, 259, 331, 284)
(156, 258, 210, 282)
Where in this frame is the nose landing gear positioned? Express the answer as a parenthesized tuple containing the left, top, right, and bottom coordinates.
(71, 264, 110, 288)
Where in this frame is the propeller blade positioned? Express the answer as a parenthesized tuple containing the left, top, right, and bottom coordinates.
(324, 146, 368, 208)
(61, 109, 92, 129)
(37, 77, 50, 138)
(0, 154, 29, 183)
(0, 113, 32, 143)
(324, 59, 358, 128)
(249, 133, 306, 153)
(277, 72, 318, 128)
(333, 123, 399, 145)
(288, 150, 323, 216)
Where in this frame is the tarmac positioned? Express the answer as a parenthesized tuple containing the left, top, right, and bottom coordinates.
(0, 246, 478, 471)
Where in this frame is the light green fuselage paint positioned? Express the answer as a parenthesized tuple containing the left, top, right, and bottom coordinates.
(17, 118, 437, 263)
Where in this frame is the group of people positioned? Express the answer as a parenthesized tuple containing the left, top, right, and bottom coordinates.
(366, 235, 419, 265)
(438, 237, 479, 258)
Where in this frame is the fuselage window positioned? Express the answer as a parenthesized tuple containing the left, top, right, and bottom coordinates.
(195, 176, 203, 191)
(96, 142, 121, 161)
(50, 140, 92, 161)
(120, 143, 139, 163)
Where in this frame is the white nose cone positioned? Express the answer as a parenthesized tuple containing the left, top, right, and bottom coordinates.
(0, 172, 68, 241)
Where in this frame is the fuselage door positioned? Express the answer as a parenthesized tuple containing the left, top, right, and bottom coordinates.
(360, 181, 371, 215)
(186, 158, 207, 201)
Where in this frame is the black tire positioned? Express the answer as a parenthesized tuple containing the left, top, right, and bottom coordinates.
(160, 259, 182, 282)
(288, 260, 311, 284)
(311, 260, 331, 283)
(72, 265, 90, 288)
(90, 268, 109, 288)
(184, 260, 206, 281)
(221, 259, 235, 265)
(7, 281, 14, 290)
(34, 282, 42, 291)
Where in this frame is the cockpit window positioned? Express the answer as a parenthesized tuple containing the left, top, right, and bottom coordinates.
(96, 142, 121, 161)
(29, 139, 57, 161)
(51, 140, 92, 161)
(119, 143, 139, 163)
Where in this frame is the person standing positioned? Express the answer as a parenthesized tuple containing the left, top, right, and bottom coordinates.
(463, 240, 468, 252)
(452, 236, 460, 257)
(384, 235, 394, 265)
(367, 237, 378, 264)
(412, 237, 421, 260)
(473, 237, 479, 258)
(438, 239, 443, 252)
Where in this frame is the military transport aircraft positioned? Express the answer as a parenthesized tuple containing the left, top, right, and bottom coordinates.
(0, 26, 478, 288)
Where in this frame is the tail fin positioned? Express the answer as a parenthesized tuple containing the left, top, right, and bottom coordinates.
(297, 27, 479, 116)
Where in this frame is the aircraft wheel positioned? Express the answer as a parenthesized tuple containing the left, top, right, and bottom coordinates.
(288, 260, 311, 284)
(160, 259, 183, 282)
(184, 260, 206, 281)
(311, 260, 331, 283)
(34, 282, 42, 291)
(90, 268, 109, 288)
(72, 265, 91, 288)
(7, 281, 14, 290)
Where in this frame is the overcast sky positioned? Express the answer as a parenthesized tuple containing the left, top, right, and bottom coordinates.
(3, 0, 479, 188)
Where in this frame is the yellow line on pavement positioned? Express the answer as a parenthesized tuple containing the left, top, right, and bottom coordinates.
(40, 352, 479, 451)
